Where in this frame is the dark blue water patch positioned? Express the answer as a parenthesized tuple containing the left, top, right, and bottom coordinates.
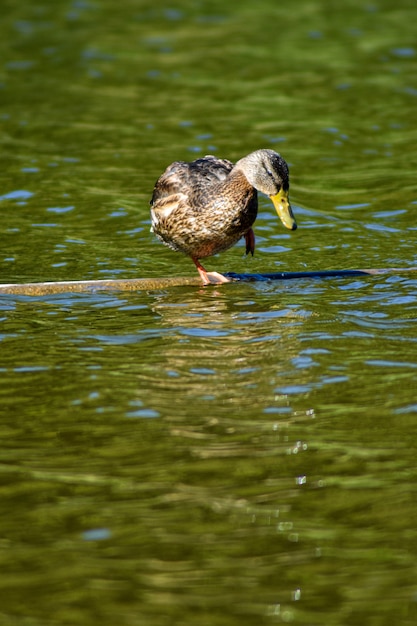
(236, 308, 295, 322)
(47, 206, 75, 213)
(94, 403, 117, 417)
(179, 327, 232, 337)
(187, 145, 203, 154)
(118, 304, 149, 311)
(32, 223, 58, 227)
(65, 237, 86, 244)
(365, 359, 417, 368)
(5, 60, 35, 70)
(383, 294, 417, 305)
(233, 366, 260, 375)
(164, 8, 183, 20)
(126, 408, 160, 418)
(262, 135, 286, 144)
(82, 528, 112, 541)
(291, 356, 319, 369)
(364, 223, 401, 233)
(391, 47, 415, 58)
(190, 367, 216, 375)
(88, 333, 160, 345)
(341, 309, 388, 319)
(125, 227, 144, 236)
(91, 297, 130, 309)
(308, 30, 323, 39)
(372, 209, 407, 219)
(0, 189, 34, 201)
(320, 375, 349, 385)
(335, 202, 371, 210)
(81, 47, 115, 61)
(335, 280, 368, 291)
(0, 298, 16, 313)
(14, 366, 50, 372)
(403, 87, 417, 97)
(108, 209, 128, 217)
(338, 315, 410, 332)
(258, 244, 291, 254)
(274, 385, 311, 395)
(300, 348, 331, 355)
(395, 404, 417, 414)
(13, 20, 34, 35)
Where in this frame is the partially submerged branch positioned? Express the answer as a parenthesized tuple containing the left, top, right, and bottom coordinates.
(0, 267, 415, 296)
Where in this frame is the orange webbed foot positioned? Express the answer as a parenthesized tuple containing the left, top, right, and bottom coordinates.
(201, 271, 231, 285)
(192, 258, 231, 285)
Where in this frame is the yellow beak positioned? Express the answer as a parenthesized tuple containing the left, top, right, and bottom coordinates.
(270, 189, 297, 231)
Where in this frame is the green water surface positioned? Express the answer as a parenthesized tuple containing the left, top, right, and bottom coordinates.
(1, 1, 417, 625)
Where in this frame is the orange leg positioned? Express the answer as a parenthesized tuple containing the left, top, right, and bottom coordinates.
(192, 258, 230, 285)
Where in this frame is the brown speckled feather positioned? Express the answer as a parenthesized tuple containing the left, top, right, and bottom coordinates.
(150, 155, 258, 259)
(151, 156, 234, 206)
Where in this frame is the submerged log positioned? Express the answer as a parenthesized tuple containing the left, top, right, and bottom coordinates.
(0, 276, 202, 295)
(0, 267, 416, 296)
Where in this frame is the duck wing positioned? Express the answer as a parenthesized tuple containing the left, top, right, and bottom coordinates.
(150, 155, 234, 206)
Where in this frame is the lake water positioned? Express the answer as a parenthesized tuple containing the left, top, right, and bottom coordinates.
(1, 1, 417, 625)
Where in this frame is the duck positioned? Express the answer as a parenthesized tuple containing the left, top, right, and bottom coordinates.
(150, 148, 297, 284)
